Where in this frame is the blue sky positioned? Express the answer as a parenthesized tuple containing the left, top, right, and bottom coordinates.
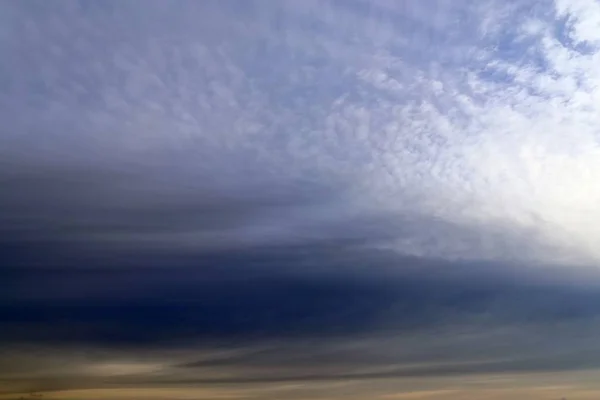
(2, 1, 600, 399)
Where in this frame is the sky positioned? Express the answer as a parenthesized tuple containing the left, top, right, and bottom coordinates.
(2, 0, 600, 399)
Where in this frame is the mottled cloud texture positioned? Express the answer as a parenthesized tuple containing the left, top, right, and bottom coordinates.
(2, 0, 600, 399)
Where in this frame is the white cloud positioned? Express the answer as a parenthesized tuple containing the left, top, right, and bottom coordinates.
(555, 0, 600, 45)
(2, 0, 600, 266)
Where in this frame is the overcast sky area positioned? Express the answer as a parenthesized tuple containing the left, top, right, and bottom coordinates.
(2, 0, 600, 399)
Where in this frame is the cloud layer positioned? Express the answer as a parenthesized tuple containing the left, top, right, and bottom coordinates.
(2, 0, 600, 265)
(2, 0, 600, 398)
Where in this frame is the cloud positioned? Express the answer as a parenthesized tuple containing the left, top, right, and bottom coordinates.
(2, 0, 600, 266)
(3, 247, 600, 348)
(2, 1, 600, 398)
(5, 309, 600, 393)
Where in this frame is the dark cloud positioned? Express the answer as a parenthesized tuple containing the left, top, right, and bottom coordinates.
(0, 154, 354, 268)
(3, 242, 600, 348)
(2, 151, 600, 389)
(164, 349, 600, 384)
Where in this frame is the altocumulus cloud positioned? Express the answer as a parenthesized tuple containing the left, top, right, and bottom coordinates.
(2, 0, 600, 398)
(3, 0, 600, 264)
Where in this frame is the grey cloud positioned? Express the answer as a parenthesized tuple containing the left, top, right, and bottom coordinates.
(0, 144, 569, 269)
